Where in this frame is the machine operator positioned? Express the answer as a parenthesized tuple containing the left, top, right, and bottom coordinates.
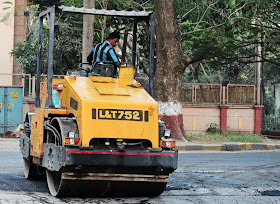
(87, 31, 121, 69)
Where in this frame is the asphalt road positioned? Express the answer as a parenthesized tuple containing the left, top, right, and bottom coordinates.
(0, 139, 280, 203)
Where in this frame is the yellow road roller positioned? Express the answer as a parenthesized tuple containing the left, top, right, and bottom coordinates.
(20, 6, 177, 197)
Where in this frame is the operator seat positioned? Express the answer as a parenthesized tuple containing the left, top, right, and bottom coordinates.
(93, 62, 117, 77)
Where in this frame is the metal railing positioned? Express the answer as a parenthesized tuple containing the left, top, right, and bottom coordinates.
(0, 73, 32, 97)
(0, 73, 65, 98)
(181, 83, 222, 104)
(227, 84, 256, 104)
(195, 83, 222, 104)
(0, 73, 256, 105)
(181, 83, 194, 103)
(182, 83, 256, 105)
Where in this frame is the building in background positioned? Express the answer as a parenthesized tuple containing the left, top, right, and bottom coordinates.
(0, 0, 27, 86)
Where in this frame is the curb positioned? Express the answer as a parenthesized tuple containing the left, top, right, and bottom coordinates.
(1, 138, 279, 152)
(175, 143, 280, 151)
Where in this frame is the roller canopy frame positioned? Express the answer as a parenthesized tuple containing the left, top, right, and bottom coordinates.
(35, 6, 156, 108)
(57, 6, 152, 18)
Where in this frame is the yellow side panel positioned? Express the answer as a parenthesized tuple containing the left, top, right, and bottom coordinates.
(30, 109, 45, 158)
(61, 78, 83, 138)
(30, 108, 67, 158)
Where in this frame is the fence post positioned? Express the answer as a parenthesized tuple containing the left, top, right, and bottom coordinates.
(28, 74, 31, 97)
(192, 84, 195, 103)
(21, 76, 25, 97)
(220, 105, 229, 133)
(254, 105, 263, 134)
(246, 87, 250, 103)
(32, 76, 36, 97)
(222, 86, 226, 104)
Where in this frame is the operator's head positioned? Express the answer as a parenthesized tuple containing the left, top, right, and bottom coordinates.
(107, 31, 120, 47)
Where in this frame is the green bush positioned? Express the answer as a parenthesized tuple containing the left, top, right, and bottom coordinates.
(206, 122, 220, 134)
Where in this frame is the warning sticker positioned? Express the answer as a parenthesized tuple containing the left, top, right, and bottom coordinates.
(11, 92, 18, 99)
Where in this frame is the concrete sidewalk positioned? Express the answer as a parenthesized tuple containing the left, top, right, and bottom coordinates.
(175, 141, 280, 151)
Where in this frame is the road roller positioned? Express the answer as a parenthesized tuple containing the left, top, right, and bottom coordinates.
(19, 6, 177, 197)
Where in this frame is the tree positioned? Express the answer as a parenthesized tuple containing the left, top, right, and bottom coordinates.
(82, 0, 95, 64)
(11, 4, 84, 75)
(153, 0, 280, 138)
(153, 0, 191, 140)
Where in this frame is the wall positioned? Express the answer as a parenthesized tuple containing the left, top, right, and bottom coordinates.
(183, 104, 257, 134)
(13, 0, 26, 85)
(227, 107, 255, 134)
(183, 105, 220, 134)
(0, 0, 26, 86)
(0, 0, 15, 85)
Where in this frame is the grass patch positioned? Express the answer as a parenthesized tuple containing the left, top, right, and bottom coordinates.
(186, 132, 264, 143)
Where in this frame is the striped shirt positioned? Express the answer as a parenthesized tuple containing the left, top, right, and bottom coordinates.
(87, 41, 120, 67)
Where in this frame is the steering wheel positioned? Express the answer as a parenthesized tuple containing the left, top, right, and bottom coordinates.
(78, 63, 91, 77)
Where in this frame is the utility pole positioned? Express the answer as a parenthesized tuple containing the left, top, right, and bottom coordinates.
(255, 17, 261, 105)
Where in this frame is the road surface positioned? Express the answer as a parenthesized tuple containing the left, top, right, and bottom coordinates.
(0, 138, 280, 203)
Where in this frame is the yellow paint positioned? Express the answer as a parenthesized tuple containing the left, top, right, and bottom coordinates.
(245, 143, 252, 150)
(238, 117, 242, 130)
(203, 145, 222, 151)
(238, 143, 247, 151)
(7, 104, 13, 107)
(31, 66, 160, 158)
(267, 144, 276, 150)
(192, 116, 196, 130)
(0, 104, 4, 107)
(11, 92, 18, 98)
